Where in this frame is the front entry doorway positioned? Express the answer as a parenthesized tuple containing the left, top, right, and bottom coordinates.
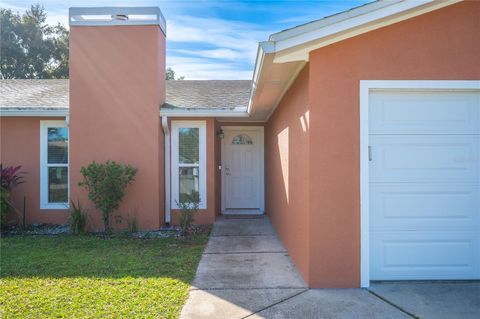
(221, 126, 264, 215)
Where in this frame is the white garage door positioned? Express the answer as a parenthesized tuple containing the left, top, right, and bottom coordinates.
(369, 90, 480, 280)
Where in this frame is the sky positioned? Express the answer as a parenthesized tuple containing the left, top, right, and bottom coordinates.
(1, 0, 370, 80)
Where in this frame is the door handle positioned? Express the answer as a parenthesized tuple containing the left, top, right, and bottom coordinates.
(368, 146, 372, 162)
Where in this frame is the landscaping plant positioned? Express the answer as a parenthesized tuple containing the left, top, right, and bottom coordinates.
(176, 191, 200, 237)
(79, 161, 137, 234)
(126, 208, 138, 233)
(0, 164, 25, 228)
(68, 200, 88, 235)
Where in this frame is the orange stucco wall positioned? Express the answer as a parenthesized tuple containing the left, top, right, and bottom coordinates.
(305, 1, 479, 287)
(266, 1, 479, 288)
(0, 117, 69, 224)
(267, 1, 480, 287)
(69, 25, 165, 231)
(265, 67, 310, 283)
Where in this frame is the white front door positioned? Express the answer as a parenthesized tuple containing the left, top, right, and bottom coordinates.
(223, 127, 264, 211)
(369, 90, 480, 280)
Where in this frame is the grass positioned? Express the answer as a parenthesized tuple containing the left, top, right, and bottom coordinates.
(0, 233, 209, 319)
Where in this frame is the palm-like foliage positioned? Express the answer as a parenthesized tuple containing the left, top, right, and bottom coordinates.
(0, 164, 25, 228)
(0, 164, 25, 191)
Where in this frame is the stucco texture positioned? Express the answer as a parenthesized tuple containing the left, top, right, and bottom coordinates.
(266, 1, 480, 288)
(265, 67, 310, 283)
(0, 117, 69, 224)
(69, 25, 165, 231)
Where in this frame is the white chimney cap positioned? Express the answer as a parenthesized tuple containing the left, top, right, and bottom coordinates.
(69, 7, 166, 35)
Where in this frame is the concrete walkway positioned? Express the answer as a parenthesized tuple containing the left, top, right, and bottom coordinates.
(180, 217, 409, 319)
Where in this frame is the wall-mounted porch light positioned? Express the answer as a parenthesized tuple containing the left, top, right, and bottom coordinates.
(217, 129, 224, 139)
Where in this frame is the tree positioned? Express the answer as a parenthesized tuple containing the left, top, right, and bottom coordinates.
(0, 4, 69, 79)
(166, 67, 185, 80)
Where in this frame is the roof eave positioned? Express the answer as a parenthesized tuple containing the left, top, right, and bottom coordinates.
(160, 108, 249, 118)
(248, 0, 462, 121)
(0, 107, 69, 117)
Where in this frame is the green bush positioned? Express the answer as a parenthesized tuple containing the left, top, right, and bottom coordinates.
(69, 200, 87, 235)
(176, 191, 200, 237)
(79, 161, 137, 234)
(0, 189, 10, 229)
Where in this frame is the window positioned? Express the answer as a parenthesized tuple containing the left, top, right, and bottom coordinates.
(171, 121, 206, 209)
(232, 134, 253, 145)
(40, 121, 69, 209)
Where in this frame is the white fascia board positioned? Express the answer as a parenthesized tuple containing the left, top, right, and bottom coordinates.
(247, 41, 275, 114)
(160, 108, 249, 118)
(269, 0, 396, 42)
(271, 0, 461, 63)
(0, 108, 69, 117)
(247, 0, 463, 119)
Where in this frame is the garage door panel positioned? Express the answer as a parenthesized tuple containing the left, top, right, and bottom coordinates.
(370, 184, 479, 230)
(369, 89, 479, 281)
(369, 135, 479, 183)
(370, 231, 480, 280)
(369, 91, 480, 134)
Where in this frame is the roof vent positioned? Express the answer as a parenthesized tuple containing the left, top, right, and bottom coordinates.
(112, 14, 129, 21)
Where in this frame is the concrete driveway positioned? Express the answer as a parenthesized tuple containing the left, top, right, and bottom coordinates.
(181, 217, 479, 318)
(181, 217, 409, 319)
(370, 281, 480, 319)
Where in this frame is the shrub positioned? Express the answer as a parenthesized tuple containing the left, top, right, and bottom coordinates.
(79, 161, 137, 235)
(176, 191, 200, 237)
(0, 189, 10, 228)
(127, 209, 138, 233)
(0, 164, 25, 229)
(69, 200, 87, 235)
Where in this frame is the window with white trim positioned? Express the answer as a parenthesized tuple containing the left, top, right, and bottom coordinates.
(40, 120, 69, 209)
(171, 121, 206, 209)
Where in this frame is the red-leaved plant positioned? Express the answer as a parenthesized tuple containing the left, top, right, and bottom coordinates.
(1, 164, 26, 228)
(1, 164, 25, 191)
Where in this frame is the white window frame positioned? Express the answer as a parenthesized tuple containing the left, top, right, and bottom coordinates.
(171, 120, 207, 209)
(40, 120, 70, 210)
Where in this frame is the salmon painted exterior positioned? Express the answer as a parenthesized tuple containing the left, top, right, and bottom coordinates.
(69, 25, 166, 231)
(265, 67, 310, 283)
(0, 117, 69, 224)
(265, 1, 480, 287)
(1, 1, 478, 289)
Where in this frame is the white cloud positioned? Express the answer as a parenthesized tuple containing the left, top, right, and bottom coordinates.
(1, 1, 273, 80)
(167, 15, 273, 65)
(166, 56, 252, 80)
(171, 48, 245, 60)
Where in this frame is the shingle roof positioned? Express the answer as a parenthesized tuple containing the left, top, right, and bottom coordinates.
(164, 80, 251, 110)
(0, 79, 69, 109)
(0, 79, 251, 111)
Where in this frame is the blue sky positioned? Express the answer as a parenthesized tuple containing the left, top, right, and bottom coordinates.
(1, 0, 370, 79)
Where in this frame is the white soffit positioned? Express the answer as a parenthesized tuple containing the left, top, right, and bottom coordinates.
(248, 0, 462, 121)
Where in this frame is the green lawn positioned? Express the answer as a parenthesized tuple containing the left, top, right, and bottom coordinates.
(0, 234, 209, 319)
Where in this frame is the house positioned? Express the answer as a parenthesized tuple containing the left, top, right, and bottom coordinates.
(1, 0, 479, 288)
